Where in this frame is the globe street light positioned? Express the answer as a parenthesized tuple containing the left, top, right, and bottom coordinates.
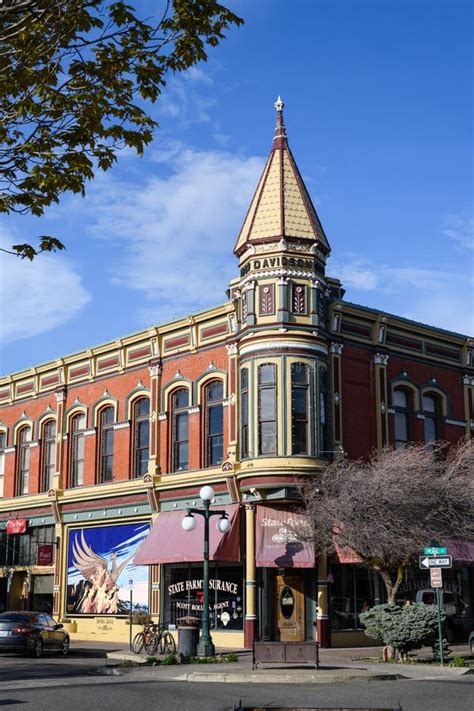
(181, 485, 231, 656)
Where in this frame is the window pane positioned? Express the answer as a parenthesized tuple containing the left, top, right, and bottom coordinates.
(393, 390, 408, 408)
(291, 363, 307, 384)
(207, 381, 223, 402)
(292, 388, 307, 415)
(209, 435, 223, 465)
(75, 434, 84, 460)
(104, 429, 114, 455)
(176, 413, 189, 440)
(394, 412, 408, 442)
(75, 461, 84, 486)
(176, 443, 189, 470)
(293, 421, 307, 454)
(102, 407, 114, 425)
(424, 417, 437, 443)
(260, 422, 276, 454)
(138, 420, 149, 448)
(135, 398, 149, 418)
(208, 405, 223, 435)
(423, 395, 436, 413)
(259, 388, 275, 419)
(173, 389, 188, 409)
(241, 369, 248, 390)
(259, 364, 275, 385)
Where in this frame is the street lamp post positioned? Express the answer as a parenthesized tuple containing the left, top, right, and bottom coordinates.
(181, 485, 231, 657)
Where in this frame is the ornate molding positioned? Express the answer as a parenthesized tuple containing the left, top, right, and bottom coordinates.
(158, 412, 168, 421)
(330, 342, 343, 355)
(226, 343, 238, 355)
(462, 374, 474, 386)
(55, 388, 67, 403)
(374, 353, 389, 365)
(113, 421, 130, 430)
(188, 406, 200, 414)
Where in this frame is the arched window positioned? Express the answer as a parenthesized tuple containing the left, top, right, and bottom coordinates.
(133, 397, 149, 478)
(258, 363, 277, 455)
(393, 388, 411, 448)
(171, 389, 189, 472)
(204, 381, 224, 467)
(240, 369, 249, 459)
(41, 420, 56, 492)
(70, 413, 86, 487)
(422, 394, 440, 444)
(291, 363, 309, 454)
(17, 426, 31, 495)
(98, 407, 114, 482)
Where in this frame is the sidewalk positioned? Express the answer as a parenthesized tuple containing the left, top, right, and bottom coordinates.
(96, 642, 474, 685)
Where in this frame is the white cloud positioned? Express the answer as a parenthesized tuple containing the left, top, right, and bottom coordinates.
(442, 215, 474, 251)
(333, 256, 473, 335)
(85, 147, 264, 322)
(0, 228, 90, 347)
(158, 67, 216, 126)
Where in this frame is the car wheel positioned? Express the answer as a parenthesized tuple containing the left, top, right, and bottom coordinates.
(470, 639, 474, 656)
(32, 637, 43, 659)
(61, 637, 70, 656)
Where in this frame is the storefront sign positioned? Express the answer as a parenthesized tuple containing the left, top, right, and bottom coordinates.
(37, 544, 54, 566)
(6, 519, 27, 534)
(256, 506, 314, 568)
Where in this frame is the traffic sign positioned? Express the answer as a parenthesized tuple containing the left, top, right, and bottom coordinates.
(423, 546, 447, 556)
(430, 568, 443, 588)
(419, 555, 452, 570)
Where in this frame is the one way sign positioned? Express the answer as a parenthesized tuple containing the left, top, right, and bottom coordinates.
(419, 555, 452, 570)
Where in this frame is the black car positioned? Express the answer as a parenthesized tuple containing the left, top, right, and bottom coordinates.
(0, 611, 70, 658)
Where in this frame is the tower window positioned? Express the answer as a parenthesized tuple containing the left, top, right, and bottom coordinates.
(258, 364, 277, 455)
(291, 363, 309, 454)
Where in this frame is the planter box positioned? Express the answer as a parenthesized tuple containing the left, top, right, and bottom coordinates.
(252, 641, 319, 670)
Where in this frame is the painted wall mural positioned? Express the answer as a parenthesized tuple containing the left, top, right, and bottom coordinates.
(66, 522, 150, 615)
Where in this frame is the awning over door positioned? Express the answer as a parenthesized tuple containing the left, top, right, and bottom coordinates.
(134, 504, 241, 565)
(255, 505, 314, 568)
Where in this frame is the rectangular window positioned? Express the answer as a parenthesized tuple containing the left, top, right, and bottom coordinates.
(99, 408, 114, 483)
(240, 369, 249, 459)
(258, 364, 277, 455)
(291, 363, 309, 454)
(163, 563, 244, 631)
(71, 414, 86, 488)
(175, 413, 189, 470)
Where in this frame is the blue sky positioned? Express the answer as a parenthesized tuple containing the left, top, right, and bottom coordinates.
(1, 0, 472, 375)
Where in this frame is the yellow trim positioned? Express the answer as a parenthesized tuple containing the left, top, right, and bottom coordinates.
(161, 380, 192, 411)
(92, 399, 118, 428)
(125, 392, 150, 422)
(391, 380, 420, 411)
(65, 406, 88, 433)
(13, 419, 33, 444)
(195, 373, 227, 405)
(420, 387, 448, 417)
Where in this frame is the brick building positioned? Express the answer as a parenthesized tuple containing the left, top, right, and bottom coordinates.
(0, 99, 472, 648)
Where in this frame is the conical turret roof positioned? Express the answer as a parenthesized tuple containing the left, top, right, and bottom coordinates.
(234, 98, 330, 256)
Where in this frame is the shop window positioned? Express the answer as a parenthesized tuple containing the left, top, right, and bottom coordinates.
(240, 369, 249, 459)
(0, 524, 55, 568)
(163, 563, 244, 630)
(40, 420, 56, 493)
(291, 283, 306, 314)
(17, 426, 31, 496)
(258, 363, 277, 455)
(422, 394, 440, 444)
(204, 381, 224, 467)
(329, 564, 380, 631)
(0, 431, 5, 497)
(132, 397, 149, 478)
(171, 388, 189, 472)
(98, 407, 114, 483)
(291, 363, 309, 454)
(393, 388, 411, 448)
(70, 413, 86, 487)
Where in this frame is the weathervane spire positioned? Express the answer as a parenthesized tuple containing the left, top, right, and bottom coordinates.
(273, 95, 287, 147)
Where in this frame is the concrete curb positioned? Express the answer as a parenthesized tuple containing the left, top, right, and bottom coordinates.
(176, 670, 404, 684)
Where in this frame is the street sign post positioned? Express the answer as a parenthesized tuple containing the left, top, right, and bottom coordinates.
(419, 555, 452, 570)
(423, 546, 447, 556)
(430, 568, 443, 588)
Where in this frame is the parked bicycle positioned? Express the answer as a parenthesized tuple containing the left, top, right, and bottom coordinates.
(132, 622, 176, 655)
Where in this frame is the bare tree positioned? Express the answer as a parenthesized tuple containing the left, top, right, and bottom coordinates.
(300, 439, 474, 604)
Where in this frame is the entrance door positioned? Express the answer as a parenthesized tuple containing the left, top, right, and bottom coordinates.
(276, 574, 305, 642)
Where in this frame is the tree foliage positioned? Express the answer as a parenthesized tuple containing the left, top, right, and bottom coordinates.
(300, 439, 474, 603)
(0, 0, 243, 258)
(360, 603, 443, 660)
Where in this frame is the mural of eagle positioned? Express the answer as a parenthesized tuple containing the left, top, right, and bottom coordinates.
(72, 530, 133, 613)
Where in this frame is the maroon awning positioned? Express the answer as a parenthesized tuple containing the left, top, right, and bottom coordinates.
(255, 505, 314, 568)
(134, 504, 241, 565)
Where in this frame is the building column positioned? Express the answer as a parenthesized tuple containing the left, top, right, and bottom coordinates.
(244, 504, 257, 648)
(316, 555, 331, 647)
(148, 359, 162, 476)
(329, 342, 343, 451)
(462, 374, 474, 437)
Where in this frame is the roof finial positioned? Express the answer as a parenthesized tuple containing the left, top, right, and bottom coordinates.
(273, 95, 287, 146)
(274, 95, 284, 112)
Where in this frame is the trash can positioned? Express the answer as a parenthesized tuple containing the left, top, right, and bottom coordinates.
(177, 616, 200, 657)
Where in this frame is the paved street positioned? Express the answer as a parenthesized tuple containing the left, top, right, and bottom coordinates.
(0, 678, 473, 711)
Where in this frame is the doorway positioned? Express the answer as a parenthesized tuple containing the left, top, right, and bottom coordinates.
(276, 574, 305, 641)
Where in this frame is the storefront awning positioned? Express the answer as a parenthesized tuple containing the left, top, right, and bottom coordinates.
(255, 505, 314, 568)
(134, 504, 241, 565)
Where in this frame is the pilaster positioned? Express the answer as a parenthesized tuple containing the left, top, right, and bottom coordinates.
(374, 353, 389, 449)
(244, 504, 257, 648)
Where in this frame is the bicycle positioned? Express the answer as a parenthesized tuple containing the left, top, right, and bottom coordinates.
(132, 622, 176, 655)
